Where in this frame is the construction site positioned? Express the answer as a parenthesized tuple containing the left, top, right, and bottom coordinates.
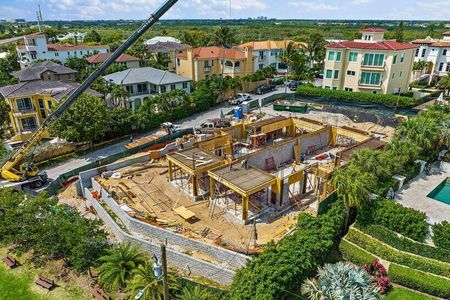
(89, 114, 380, 253)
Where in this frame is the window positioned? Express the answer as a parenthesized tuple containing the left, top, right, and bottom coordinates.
(392, 73, 395, 79)
(400, 53, 405, 63)
(363, 53, 385, 66)
(393, 55, 397, 64)
(324, 86, 331, 89)
(360, 72, 381, 85)
(31, 53, 37, 59)
(47, 100, 53, 110)
(80, 51, 83, 55)
(346, 70, 356, 76)
(54, 52, 59, 57)
(372, 91, 378, 94)
(171, 84, 176, 90)
(327, 51, 335, 61)
(56, 74, 61, 80)
(334, 70, 339, 79)
(137, 84, 148, 94)
(421, 49, 426, 57)
(439, 63, 444, 71)
(21, 117, 37, 131)
(415, 49, 419, 57)
(126, 85, 134, 94)
(325, 69, 333, 79)
(444, 49, 448, 56)
(47, 74, 51, 80)
(399, 71, 403, 78)
(161, 85, 166, 93)
(344, 87, 353, 92)
(446, 64, 450, 72)
(349, 52, 358, 62)
(332, 87, 337, 90)
(177, 58, 180, 66)
(259, 64, 264, 70)
(336, 52, 342, 61)
(16, 98, 33, 111)
(182, 82, 188, 89)
(67, 74, 72, 80)
(270, 62, 277, 68)
(204, 61, 210, 67)
(38, 99, 46, 119)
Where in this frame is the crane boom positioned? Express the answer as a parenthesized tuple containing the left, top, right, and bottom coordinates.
(1, 0, 179, 182)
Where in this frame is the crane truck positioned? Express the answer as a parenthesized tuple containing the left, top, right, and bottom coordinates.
(0, 0, 179, 190)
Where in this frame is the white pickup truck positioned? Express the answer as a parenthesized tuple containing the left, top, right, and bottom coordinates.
(228, 93, 251, 105)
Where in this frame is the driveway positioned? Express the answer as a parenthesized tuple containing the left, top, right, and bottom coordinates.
(44, 87, 295, 179)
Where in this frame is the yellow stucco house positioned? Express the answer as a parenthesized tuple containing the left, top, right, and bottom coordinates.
(0, 80, 100, 142)
(176, 46, 254, 81)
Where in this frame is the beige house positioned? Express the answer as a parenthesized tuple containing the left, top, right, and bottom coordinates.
(176, 46, 254, 81)
(322, 28, 417, 94)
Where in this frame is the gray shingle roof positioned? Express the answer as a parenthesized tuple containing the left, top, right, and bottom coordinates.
(103, 67, 191, 86)
(13, 61, 77, 82)
(147, 42, 190, 53)
(0, 80, 101, 101)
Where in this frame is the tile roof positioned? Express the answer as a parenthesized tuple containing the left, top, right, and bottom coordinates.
(361, 28, 385, 33)
(46, 43, 109, 51)
(12, 61, 77, 82)
(411, 39, 435, 44)
(326, 40, 418, 51)
(443, 31, 450, 36)
(430, 41, 450, 47)
(237, 40, 307, 50)
(86, 53, 139, 64)
(0, 80, 101, 101)
(147, 41, 190, 53)
(177, 46, 248, 60)
(103, 67, 191, 86)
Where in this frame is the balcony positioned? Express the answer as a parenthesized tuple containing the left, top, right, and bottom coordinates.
(358, 81, 383, 89)
(13, 108, 36, 115)
(361, 61, 386, 70)
(223, 66, 240, 74)
(204, 66, 211, 72)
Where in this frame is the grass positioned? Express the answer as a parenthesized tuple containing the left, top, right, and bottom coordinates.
(0, 264, 41, 300)
(386, 287, 433, 300)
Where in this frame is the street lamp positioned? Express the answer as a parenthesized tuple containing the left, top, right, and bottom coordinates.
(134, 254, 165, 300)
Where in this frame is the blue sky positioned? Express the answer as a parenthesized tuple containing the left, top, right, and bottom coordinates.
(0, 0, 449, 21)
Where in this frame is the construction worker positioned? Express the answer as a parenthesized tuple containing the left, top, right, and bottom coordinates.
(301, 153, 306, 164)
(291, 161, 297, 174)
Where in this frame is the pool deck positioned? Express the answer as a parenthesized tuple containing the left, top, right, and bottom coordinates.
(395, 168, 450, 224)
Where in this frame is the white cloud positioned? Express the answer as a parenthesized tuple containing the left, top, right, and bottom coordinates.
(288, 1, 338, 11)
(351, 0, 371, 4)
(0, 5, 26, 19)
(415, 1, 450, 18)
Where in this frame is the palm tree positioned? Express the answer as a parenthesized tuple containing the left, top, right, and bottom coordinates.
(109, 84, 130, 108)
(177, 285, 216, 300)
(149, 53, 171, 70)
(213, 26, 235, 48)
(305, 32, 326, 72)
(97, 243, 147, 291)
(302, 262, 381, 300)
(439, 74, 450, 95)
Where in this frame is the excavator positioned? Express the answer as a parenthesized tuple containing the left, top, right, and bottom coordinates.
(0, 0, 179, 189)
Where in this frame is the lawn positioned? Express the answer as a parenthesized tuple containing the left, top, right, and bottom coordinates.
(386, 287, 433, 300)
(0, 264, 42, 300)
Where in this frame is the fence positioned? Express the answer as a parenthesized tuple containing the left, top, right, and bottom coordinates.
(44, 129, 192, 196)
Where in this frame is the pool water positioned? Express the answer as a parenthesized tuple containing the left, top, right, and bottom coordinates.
(427, 178, 450, 205)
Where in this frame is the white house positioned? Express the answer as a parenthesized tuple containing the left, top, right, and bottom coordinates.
(16, 33, 109, 69)
(411, 32, 450, 82)
(145, 36, 181, 45)
(103, 67, 192, 111)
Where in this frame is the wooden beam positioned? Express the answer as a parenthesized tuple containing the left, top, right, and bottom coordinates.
(209, 177, 215, 201)
(192, 175, 198, 197)
(168, 160, 173, 181)
(242, 195, 249, 221)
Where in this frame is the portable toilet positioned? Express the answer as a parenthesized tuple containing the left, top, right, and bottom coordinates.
(234, 106, 243, 119)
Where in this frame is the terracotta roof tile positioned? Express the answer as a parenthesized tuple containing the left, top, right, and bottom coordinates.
(86, 53, 139, 64)
(326, 40, 417, 51)
(177, 46, 248, 60)
(237, 40, 307, 50)
(430, 41, 450, 47)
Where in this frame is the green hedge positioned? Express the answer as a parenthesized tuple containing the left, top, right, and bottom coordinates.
(389, 264, 450, 298)
(345, 229, 450, 278)
(357, 199, 428, 242)
(296, 86, 416, 108)
(339, 239, 376, 265)
(432, 221, 450, 250)
(357, 224, 450, 264)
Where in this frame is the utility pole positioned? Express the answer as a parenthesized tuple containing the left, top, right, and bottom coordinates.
(161, 243, 170, 300)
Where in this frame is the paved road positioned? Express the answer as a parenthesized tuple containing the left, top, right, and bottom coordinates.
(0, 36, 23, 46)
(44, 87, 295, 179)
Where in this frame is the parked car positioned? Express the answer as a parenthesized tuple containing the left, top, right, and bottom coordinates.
(161, 122, 182, 134)
(194, 119, 232, 134)
(228, 94, 248, 105)
(288, 80, 300, 91)
(255, 84, 276, 95)
(237, 93, 251, 101)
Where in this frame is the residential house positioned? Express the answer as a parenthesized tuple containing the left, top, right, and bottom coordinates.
(322, 28, 417, 94)
(103, 67, 192, 111)
(147, 41, 190, 72)
(86, 53, 141, 69)
(16, 33, 109, 69)
(236, 40, 307, 73)
(12, 61, 77, 82)
(57, 32, 87, 43)
(411, 32, 450, 81)
(0, 80, 101, 142)
(144, 36, 182, 45)
(176, 46, 254, 81)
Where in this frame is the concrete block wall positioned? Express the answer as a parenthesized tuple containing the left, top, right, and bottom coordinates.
(91, 179, 249, 269)
(298, 129, 331, 155)
(247, 139, 298, 170)
(85, 188, 236, 285)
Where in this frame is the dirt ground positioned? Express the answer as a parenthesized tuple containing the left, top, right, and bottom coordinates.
(96, 160, 300, 250)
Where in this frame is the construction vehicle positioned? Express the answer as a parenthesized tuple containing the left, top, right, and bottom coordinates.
(161, 122, 182, 134)
(0, 0, 179, 189)
(194, 118, 232, 134)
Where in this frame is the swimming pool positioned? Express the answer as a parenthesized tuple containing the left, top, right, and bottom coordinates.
(427, 178, 450, 205)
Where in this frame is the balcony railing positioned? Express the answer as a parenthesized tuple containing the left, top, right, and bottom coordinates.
(358, 81, 382, 88)
(204, 66, 211, 72)
(15, 108, 36, 114)
(361, 61, 386, 69)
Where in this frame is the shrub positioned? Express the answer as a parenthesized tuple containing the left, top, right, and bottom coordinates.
(364, 259, 391, 294)
(357, 224, 450, 264)
(432, 221, 450, 250)
(357, 199, 428, 242)
(345, 229, 450, 278)
(229, 201, 346, 300)
(389, 264, 450, 298)
(296, 85, 416, 108)
(339, 239, 376, 265)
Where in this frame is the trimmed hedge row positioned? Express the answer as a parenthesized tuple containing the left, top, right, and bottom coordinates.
(339, 239, 376, 265)
(389, 264, 450, 298)
(358, 199, 428, 242)
(432, 221, 450, 250)
(296, 85, 416, 108)
(357, 224, 450, 264)
(345, 229, 450, 278)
